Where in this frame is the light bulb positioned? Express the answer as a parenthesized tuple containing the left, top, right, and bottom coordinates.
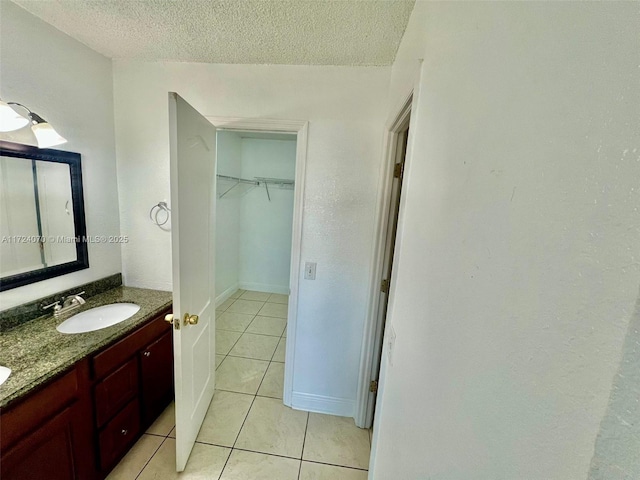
(0, 100, 29, 132)
(31, 122, 67, 148)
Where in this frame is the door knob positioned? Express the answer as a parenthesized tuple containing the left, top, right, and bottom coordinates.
(183, 313, 199, 325)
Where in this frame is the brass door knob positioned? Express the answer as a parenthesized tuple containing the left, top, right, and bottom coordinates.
(184, 313, 199, 325)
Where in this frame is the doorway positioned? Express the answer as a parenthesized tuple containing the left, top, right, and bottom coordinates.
(213, 129, 296, 403)
(206, 117, 308, 408)
(357, 95, 412, 429)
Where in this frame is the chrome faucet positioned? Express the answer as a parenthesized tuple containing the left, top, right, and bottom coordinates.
(43, 291, 86, 318)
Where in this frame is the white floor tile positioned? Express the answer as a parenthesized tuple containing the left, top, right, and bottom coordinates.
(229, 333, 279, 361)
(268, 293, 289, 304)
(257, 362, 285, 399)
(146, 401, 175, 436)
(219, 449, 299, 480)
(196, 390, 254, 447)
(257, 302, 288, 318)
(273, 337, 287, 362)
(217, 311, 255, 333)
(246, 316, 286, 336)
(216, 354, 225, 369)
(235, 396, 308, 458)
(230, 289, 244, 299)
(218, 298, 235, 311)
(106, 434, 163, 480)
(137, 438, 230, 480)
(228, 299, 265, 315)
(216, 330, 242, 355)
(215, 356, 270, 394)
(303, 413, 370, 470)
(240, 291, 272, 301)
(299, 462, 368, 480)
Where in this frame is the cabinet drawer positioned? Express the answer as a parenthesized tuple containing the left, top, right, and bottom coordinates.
(94, 358, 139, 427)
(98, 398, 140, 471)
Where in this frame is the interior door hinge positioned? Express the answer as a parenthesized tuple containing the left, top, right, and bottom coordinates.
(393, 163, 403, 179)
(370, 380, 378, 393)
(380, 279, 389, 293)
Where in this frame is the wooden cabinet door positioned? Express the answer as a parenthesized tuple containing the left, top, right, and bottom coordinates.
(1, 405, 79, 480)
(140, 330, 174, 426)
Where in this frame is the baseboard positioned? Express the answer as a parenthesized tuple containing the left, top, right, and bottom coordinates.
(290, 391, 355, 418)
(238, 282, 290, 295)
(215, 283, 239, 307)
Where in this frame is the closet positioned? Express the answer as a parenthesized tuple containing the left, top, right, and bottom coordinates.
(215, 131, 296, 302)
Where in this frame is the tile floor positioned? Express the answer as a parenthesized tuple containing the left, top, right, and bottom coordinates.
(108, 290, 371, 480)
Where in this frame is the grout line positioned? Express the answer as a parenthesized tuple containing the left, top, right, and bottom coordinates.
(221, 328, 249, 357)
(297, 413, 310, 479)
(300, 459, 369, 472)
(227, 354, 277, 362)
(134, 435, 169, 480)
(231, 446, 305, 462)
(225, 329, 283, 338)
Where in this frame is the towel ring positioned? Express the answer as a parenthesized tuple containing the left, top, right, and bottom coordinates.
(149, 201, 171, 227)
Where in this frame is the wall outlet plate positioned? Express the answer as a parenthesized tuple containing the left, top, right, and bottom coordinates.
(304, 262, 317, 280)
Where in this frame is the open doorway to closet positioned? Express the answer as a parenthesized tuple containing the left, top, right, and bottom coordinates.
(213, 129, 296, 399)
(207, 117, 308, 410)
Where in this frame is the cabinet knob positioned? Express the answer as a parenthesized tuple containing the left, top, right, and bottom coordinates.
(143, 351, 151, 357)
(121, 429, 128, 436)
(164, 314, 174, 324)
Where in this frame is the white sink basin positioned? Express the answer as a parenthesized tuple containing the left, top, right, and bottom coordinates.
(0, 366, 11, 386)
(56, 303, 140, 334)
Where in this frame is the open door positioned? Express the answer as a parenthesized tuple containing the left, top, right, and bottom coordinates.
(168, 92, 217, 471)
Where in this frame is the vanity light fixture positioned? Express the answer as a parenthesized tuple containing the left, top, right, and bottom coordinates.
(0, 100, 67, 148)
(0, 100, 30, 132)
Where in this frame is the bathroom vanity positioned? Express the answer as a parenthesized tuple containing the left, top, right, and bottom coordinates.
(0, 286, 173, 480)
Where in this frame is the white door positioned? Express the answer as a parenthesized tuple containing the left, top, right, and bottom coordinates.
(168, 92, 217, 471)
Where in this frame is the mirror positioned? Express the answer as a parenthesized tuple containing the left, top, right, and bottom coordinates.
(0, 141, 88, 291)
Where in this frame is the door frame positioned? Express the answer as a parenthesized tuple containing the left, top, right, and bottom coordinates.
(205, 116, 308, 407)
(355, 91, 414, 428)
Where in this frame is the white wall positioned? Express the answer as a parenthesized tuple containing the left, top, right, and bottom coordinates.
(215, 130, 242, 302)
(239, 137, 296, 294)
(371, 2, 640, 479)
(113, 63, 389, 414)
(0, 2, 121, 309)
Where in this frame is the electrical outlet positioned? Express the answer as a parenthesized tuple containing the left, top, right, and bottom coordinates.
(304, 262, 317, 280)
(387, 326, 396, 366)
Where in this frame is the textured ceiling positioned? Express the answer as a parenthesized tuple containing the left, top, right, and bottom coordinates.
(11, 0, 415, 66)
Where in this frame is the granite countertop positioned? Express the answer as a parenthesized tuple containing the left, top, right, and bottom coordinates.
(0, 286, 172, 409)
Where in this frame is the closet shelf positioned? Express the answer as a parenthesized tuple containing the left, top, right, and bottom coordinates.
(216, 174, 294, 200)
(216, 174, 258, 199)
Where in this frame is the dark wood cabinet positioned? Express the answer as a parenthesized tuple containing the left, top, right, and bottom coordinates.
(140, 330, 174, 426)
(91, 308, 174, 473)
(0, 364, 94, 480)
(2, 406, 79, 480)
(0, 305, 173, 480)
